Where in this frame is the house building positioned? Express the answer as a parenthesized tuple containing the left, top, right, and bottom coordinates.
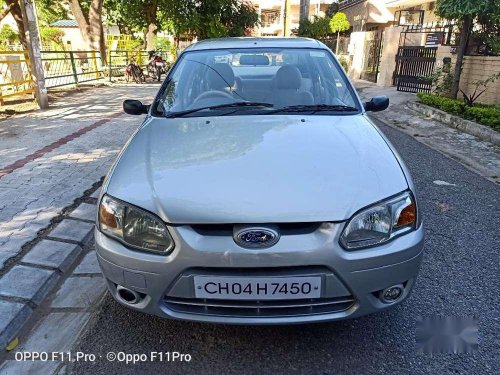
(339, 0, 441, 31)
(251, 0, 337, 37)
(49, 20, 120, 51)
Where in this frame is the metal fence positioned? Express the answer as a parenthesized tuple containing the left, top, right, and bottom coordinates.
(0, 51, 33, 105)
(0, 49, 170, 104)
(318, 37, 350, 55)
(41, 50, 105, 88)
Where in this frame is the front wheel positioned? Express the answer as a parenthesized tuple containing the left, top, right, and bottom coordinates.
(148, 65, 157, 81)
(156, 66, 162, 82)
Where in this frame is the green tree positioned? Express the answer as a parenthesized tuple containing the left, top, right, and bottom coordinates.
(38, 0, 107, 61)
(0, 24, 19, 47)
(103, 0, 258, 48)
(329, 12, 350, 55)
(435, 0, 497, 98)
(298, 16, 331, 39)
(36, 0, 69, 26)
(165, 0, 259, 40)
(3, 0, 28, 49)
(474, 2, 500, 55)
(40, 26, 65, 48)
(325, 2, 339, 18)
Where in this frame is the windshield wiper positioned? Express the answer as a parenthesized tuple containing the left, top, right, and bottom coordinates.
(268, 104, 358, 114)
(165, 102, 274, 118)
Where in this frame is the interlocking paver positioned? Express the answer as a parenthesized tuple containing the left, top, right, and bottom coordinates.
(48, 220, 94, 244)
(0, 265, 59, 304)
(22, 312, 91, 352)
(0, 84, 157, 268)
(21, 239, 82, 272)
(51, 276, 106, 308)
(73, 251, 100, 275)
(68, 202, 97, 222)
(0, 300, 32, 349)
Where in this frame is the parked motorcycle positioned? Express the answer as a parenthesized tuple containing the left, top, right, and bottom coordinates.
(147, 50, 168, 82)
(124, 61, 145, 84)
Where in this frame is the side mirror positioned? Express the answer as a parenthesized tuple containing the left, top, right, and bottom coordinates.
(364, 96, 389, 112)
(123, 99, 149, 115)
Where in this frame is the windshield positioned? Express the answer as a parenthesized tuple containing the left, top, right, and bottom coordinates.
(155, 47, 360, 117)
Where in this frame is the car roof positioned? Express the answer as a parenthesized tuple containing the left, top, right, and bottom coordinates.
(183, 37, 327, 52)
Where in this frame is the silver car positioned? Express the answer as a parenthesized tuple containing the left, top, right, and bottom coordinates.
(96, 38, 424, 324)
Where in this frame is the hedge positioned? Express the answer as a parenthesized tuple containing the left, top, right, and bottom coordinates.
(416, 93, 500, 130)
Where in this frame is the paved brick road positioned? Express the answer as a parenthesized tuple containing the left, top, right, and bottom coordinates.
(0, 84, 157, 267)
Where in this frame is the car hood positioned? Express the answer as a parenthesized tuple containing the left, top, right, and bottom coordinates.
(106, 114, 408, 223)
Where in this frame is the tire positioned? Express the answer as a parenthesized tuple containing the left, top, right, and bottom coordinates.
(156, 66, 162, 82)
(148, 65, 157, 81)
(132, 66, 142, 84)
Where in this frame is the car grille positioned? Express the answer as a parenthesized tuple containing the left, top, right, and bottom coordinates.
(164, 296, 355, 317)
(190, 222, 323, 236)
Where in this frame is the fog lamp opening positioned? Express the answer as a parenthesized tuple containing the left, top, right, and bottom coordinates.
(380, 284, 404, 303)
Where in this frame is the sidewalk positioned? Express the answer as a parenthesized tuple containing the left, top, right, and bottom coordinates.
(354, 80, 500, 184)
(0, 84, 157, 266)
(0, 83, 158, 352)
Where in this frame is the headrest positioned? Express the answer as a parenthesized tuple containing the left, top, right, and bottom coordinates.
(207, 63, 235, 90)
(276, 65, 302, 90)
(239, 54, 270, 66)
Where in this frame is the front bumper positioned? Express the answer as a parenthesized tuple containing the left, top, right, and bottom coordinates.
(95, 222, 424, 324)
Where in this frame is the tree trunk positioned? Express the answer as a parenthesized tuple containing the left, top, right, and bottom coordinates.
(69, 0, 107, 65)
(146, 23, 157, 51)
(336, 31, 340, 55)
(0, 1, 16, 23)
(451, 14, 473, 99)
(144, 2, 158, 51)
(69, 0, 90, 46)
(5, 0, 27, 49)
(88, 0, 106, 63)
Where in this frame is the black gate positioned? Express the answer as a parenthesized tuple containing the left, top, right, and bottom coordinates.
(393, 46, 437, 93)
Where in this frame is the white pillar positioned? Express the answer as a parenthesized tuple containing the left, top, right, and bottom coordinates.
(20, 0, 48, 109)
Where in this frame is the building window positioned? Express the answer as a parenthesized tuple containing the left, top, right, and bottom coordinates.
(261, 10, 280, 27)
(395, 9, 425, 26)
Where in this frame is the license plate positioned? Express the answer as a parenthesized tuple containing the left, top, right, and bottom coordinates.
(194, 276, 321, 300)
(155, 62, 163, 66)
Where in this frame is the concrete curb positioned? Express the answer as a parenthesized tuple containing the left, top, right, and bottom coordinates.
(407, 101, 500, 147)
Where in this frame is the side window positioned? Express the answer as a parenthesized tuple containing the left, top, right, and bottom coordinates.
(158, 59, 205, 112)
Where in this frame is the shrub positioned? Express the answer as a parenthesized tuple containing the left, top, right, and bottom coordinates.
(464, 106, 500, 129)
(417, 93, 500, 130)
(338, 56, 349, 72)
(417, 93, 463, 114)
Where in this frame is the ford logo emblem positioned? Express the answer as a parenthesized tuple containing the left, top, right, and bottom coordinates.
(233, 226, 280, 249)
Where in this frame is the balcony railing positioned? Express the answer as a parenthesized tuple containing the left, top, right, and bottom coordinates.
(339, 0, 366, 10)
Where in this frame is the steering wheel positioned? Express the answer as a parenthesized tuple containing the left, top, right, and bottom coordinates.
(192, 90, 235, 105)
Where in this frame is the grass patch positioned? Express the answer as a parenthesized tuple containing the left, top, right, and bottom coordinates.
(416, 93, 500, 131)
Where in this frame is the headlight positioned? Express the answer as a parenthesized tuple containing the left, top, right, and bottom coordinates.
(98, 195, 174, 254)
(340, 191, 417, 250)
